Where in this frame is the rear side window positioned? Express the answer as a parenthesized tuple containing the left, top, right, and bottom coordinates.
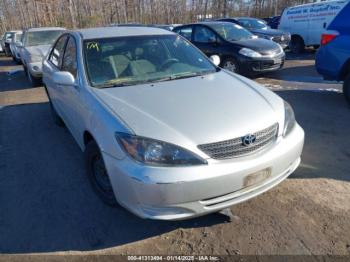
(174, 26, 193, 41)
(62, 37, 77, 77)
(49, 35, 68, 68)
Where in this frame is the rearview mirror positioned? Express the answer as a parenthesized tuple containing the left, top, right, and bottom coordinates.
(209, 55, 221, 66)
(53, 71, 75, 86)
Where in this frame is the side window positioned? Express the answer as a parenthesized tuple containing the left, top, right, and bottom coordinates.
(49, 35, 68, 68)
(175, 26, 193, 41)
(239, 20, 251, 29)
(62, 37, 77, 77)
(194, 26, 216, 43)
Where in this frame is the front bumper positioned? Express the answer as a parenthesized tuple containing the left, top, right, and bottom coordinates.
(238, 52, 285, 75)
(103, 124, 304, 220)
(27, 61, 43, 78)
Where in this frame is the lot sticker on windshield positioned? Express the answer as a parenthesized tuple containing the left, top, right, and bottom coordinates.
(87, 42, 100, 51)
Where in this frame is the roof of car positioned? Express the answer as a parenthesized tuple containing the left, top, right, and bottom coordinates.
(235, 17, 264, 21)
(176, 21, 231, 27)
(27, 27, 66, 32)
(76, 26, 174, 40)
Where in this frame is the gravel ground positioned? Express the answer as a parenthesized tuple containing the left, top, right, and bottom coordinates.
(0, 52, 349, 256)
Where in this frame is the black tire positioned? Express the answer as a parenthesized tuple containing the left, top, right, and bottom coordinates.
(85, 140, 118, 207)
(45, 87, 65, 127)
(222, 57, 239, 74)
(15, 57, 22, 65)
(343, 73, 350, 104)
(289, 36, 305, 54)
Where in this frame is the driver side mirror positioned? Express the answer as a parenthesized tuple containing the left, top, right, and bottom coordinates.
(209, 55, 221, 66)
(208, 36, 217, 44)
(53, 71, 75, 86)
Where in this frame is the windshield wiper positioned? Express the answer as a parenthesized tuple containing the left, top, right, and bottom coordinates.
(170, 71, 215, 80)
(94, 71, 215, 88)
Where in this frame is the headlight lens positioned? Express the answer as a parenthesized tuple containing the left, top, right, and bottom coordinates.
(115, 133, 207, 166)
(239, 48, 262, 58)
(283, 101, 296, 137)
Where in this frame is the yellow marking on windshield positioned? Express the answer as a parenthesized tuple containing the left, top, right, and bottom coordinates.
(87, 42, 100, 51)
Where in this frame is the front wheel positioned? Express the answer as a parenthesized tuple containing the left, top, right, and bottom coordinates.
(26, 68, 41, 87)
(85, 140, 118, 207)
(222, 58, 239, 73)
(343, 73, 350, 104)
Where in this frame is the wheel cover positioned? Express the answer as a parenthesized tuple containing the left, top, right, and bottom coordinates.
(223, 61, 237, 72)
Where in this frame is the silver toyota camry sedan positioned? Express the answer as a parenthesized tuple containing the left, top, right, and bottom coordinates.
(42, 26, 304, 220)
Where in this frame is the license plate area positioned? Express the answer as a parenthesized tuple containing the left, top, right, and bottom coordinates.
(243, 168, 272, 188)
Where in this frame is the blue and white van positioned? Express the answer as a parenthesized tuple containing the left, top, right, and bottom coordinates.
(279, 0, 349, 53)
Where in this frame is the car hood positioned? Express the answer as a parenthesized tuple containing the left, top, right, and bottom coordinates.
(232, 38, 280, 54)
(251, 28, 285, 36)
(92, 71, 284, 151)
(25, 45, 51, 57)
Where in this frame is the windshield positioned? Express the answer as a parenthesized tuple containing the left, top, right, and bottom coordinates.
(24, 31, 63, 47)
(209, 23, 253, 41)
(14, 33, 22, 42)
(83, 35, 217, 88)
(239, 19, 269, 30)
(5, 32, 14, 40)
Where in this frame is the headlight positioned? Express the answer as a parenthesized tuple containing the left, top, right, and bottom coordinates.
(239, 48, 262, 58)
(115, 132, 207, 166)
(28, 54, 42, 63)
(283, 101, 296, 137)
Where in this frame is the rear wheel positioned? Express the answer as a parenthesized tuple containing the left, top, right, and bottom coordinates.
(222, 57, 239, 73)
(85, 140, 118, 207)
(289, 36, 305, 54)
(343, 73, 350, 104)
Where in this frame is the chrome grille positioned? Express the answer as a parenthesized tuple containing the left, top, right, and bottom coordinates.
(198, 123, 278, 160)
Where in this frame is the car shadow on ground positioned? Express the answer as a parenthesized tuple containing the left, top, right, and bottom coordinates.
(277, 90, 350, 182)
(0, 56, 18, 67)
(285, 48, 316, 61)
(0, 70, 33, 92)
(0, 102, 229, 254)
(258, 64, 330, 85)
(0, 90, 349, 254)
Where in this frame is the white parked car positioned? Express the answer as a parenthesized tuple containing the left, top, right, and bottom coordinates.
(9, 31, 23, 63)
(20, 27, 65, 86)
(1, 31, 20, 56)
(43, 27, 304, 220)
(279, 0, 349, 53)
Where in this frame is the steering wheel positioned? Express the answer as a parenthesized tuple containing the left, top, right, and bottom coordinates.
(159, 58, 179, 71)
